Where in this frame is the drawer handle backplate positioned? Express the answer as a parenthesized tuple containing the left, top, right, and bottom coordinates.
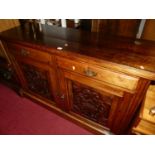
(84, 69, 97, 77)
(21, 49, 30, 56)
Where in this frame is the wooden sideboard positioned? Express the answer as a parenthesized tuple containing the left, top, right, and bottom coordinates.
(1, 23, 155, 134)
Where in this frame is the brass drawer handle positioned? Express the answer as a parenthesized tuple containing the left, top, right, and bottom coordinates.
(21, 49, 30, 56)
(84, 69, 97, 77)
(149, 106, 155, 116)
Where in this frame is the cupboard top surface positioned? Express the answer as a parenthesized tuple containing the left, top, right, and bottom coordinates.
(1, 23, 155, 78)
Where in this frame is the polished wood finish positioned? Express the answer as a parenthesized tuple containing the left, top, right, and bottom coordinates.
(112, 78, 150, 134)
(0, 19, 20, 33)
(57, 56, 139, 91)
(142, 19, 155, 41)
(56, 65, 150, 134)
(91, 19, 141, 38)
(132, 85, 155, 135)
(132, 119, 155, 135)
(7, 46, 59, 104)
(0, 19, 19, 57)
(1, 23, 155, 134)
(7, 43, 51, 64)
(1, 23, 155, 79)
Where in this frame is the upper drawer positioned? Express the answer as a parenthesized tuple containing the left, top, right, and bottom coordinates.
(56, 56, 139, 91)
(7, 43, 51, 64)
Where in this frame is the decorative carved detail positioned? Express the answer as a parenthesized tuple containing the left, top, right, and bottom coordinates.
(21, 63, 53, 100)
(71, 82, 112, 125)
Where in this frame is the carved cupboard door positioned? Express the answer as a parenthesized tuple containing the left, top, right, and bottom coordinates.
(6, 43, 59, 104)
(69, 81, 114, 126)
(15, 59, 58, 103)
(58, 70, 122, 129)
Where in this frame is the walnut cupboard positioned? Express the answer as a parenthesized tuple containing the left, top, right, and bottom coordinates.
(1, 24, 155, 134)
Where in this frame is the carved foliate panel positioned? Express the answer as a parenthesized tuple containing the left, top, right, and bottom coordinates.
(71, 81, 113, 126)
(21, 63, 53, 100)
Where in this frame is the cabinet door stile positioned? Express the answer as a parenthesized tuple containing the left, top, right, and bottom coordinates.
(66, 79, 74, 111)
(56, 69, 71, 110)
(107, 96, 122, 128)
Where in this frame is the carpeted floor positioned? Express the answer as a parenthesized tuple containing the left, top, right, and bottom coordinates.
(0, 83, 92, 135)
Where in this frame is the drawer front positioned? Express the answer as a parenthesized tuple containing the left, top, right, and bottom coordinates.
(57, 56, 139, 91)
(133, 119, 155, 135)
(57, 56, 88, 74)
(7, 43, 51, 63)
